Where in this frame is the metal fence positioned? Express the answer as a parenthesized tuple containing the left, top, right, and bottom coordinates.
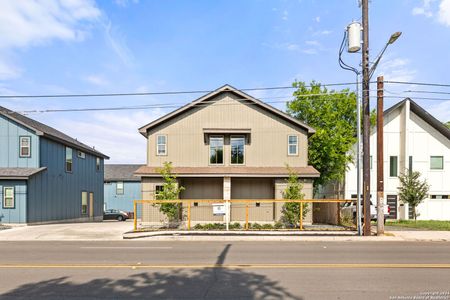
(133, 199, 354, 232)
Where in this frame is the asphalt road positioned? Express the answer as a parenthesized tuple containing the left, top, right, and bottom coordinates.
(0, 241, 449, 300)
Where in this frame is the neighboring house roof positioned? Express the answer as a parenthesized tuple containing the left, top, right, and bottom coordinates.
(138, 84, 316, 137)
(135, 166, 320, 178)
(384, 98, 450, 141)
(104, 164, 143, 181)
(0, 106, 109, 159)
(0, 167, 47, 179)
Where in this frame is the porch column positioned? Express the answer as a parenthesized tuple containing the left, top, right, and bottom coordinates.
(223, 177, 231, 229)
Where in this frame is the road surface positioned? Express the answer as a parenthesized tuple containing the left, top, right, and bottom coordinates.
(0, 241, 449, 299)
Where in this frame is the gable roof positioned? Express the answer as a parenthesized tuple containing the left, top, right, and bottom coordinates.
(138, 84, 315, 137)
(384, 98, 450, 141)
(0, 106, 109, 159)
(104, 164, 142, 181)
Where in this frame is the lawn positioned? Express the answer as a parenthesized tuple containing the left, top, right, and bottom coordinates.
(386, 220, 450, 231)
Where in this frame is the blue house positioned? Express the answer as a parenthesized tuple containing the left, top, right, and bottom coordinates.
(0, 106, 109, 224)
(104, 164, 142, 213)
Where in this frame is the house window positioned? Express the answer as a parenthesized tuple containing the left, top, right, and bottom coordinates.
(431, 195, 449, 199)
(116, 182, 124, 195)
(155, 185, 164, 199)
(209, 136, 224, 164)
(389, 156, 398, 177)
(230, 136, 245, 164)
(288, 135, 298, 156)
(156, 135, 167, 156)
(19, 136, 31, 158)
(96, 157, 101, 171)
(430, 156, 444, 170)
(65, 147, 73, 172)
(77, 151, 85, 159)
(81, 191, 88, 215)
(3, 187, 14, 208)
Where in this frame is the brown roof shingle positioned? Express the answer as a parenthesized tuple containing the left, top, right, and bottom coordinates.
(0, 167, 47, 179)
(135, 166, 319, 177)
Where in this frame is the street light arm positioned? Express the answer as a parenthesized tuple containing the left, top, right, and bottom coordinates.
(369, 42, 389, 80)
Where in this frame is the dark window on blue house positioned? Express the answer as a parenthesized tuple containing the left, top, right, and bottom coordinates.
(66, 147, 73, 172)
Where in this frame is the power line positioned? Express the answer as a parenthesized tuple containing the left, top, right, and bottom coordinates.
(385, 81, 450, 88)
(0, 82, 361, 99)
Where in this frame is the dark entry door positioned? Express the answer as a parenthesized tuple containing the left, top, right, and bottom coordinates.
(386, 195, 398, 219)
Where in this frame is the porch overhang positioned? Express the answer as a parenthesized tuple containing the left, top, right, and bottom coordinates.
(0, 167, 47, 180)
(203, 128, 252, 143)
(135, 166, 320, 178)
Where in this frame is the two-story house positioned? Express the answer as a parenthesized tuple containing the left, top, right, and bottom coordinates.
(135, 84, 319, 224)
(0, 106, 109, 224)
(104, 164, 142, 214)
(345, 99, 450, 220)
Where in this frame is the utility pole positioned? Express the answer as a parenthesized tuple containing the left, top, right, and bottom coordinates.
(377, 76, 385, 236)
(361, 0, 371, 236)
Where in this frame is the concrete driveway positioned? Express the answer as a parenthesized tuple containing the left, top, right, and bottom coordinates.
(0, 220, 133, 241)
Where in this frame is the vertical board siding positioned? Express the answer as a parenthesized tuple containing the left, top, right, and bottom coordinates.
(0, 180, 27, 223)
(26, 138, 104, 223)
(104, 181, 141, 212)
(0, 115, 39, 168)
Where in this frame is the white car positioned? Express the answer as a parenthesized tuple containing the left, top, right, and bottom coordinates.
(341, 200, 390, 224)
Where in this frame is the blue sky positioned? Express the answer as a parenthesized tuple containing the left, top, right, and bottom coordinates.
(1, 0, 450, 163)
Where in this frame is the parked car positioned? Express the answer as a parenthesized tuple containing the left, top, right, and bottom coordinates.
(341, 200, 390, 224)
(103, 209, 129, 221)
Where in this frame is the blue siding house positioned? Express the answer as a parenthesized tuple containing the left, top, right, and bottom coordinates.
(104, 164, 142, 213)
(0, 106, 109, 224)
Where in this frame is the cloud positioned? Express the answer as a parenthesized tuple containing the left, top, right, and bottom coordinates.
(302, 49, 318, 55)
(83, 74, 109, 86)
(102, 20, 135, 66)
(305, 40, 320, 46)
(49, 109, 165, 163)
(0, 59, 21, 80)
(282, 10, 288, 21)
(426, 100, 450, 122)
(312, 30, 332, 36)
(0, 0, 101, 50)
(412, 0, 434, 17)
(376, 57, 416, 82)
(115, 0, 139, 7)
(438, 0, 450, 26)
(315, 16, 320, 23)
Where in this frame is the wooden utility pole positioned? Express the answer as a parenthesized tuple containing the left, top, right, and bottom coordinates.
(362, 0, 371, 236)
(377, 76, 385, 236)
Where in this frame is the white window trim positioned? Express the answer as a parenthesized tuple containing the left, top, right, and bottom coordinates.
(156, 134, 167, 156)
(81, 191, 88, 215)
(209, 135, 224, 165)
(19, 136, 31, 158)
(287, 135, 299, 156)
(3, 187, 14, 209)
(116, 181, 124, 195)
(230, 135, 245, 165)
(65, 147, 73, 173)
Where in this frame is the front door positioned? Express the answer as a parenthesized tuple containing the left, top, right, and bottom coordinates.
(386, 195, 397, 219)
(89, 192, 94, 218)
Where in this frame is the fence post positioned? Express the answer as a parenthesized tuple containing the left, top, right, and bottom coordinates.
(133, 200, 137, 231)
(187, 200, 191, 230)
(245, 204, 249, 230)
(299, 202, 303, 231)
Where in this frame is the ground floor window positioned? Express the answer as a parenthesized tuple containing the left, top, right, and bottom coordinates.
(81, 191, 88, 215)
(431, 195, 449, 199)
(3, 187, 14, 208)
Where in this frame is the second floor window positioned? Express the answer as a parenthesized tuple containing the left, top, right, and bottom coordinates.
(96, 157, 101, 171)
(19, 136, 31, 157)
(231, 136, 245, 164)
(157, 135, 167, 156)
(65, 147, 73, 172)
(288, 135, 298, 156)
(116, 182, 124, 195)
(389, 156, 398, 177)
(209, 136, 224, 164)
(430, 156, 444, 170)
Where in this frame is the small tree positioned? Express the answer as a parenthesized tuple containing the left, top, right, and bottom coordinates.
(280, 167, 307, 227)
(397, 170, 429, 221)
(155, 162, 185, 223)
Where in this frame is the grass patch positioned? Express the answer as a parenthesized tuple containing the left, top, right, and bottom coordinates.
(386, 220, 450, 231)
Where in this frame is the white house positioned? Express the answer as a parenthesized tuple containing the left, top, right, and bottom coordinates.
(345, 98, 450, 220)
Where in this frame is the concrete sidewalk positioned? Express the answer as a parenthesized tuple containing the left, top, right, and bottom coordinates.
(0, 221, 133, 241)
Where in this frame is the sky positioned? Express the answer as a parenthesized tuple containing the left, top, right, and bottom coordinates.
(1, 0, 450, 163)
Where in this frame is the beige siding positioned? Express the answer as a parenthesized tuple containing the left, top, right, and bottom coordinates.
(147, 92, 308, 168)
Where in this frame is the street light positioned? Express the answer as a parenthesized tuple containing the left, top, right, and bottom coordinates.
(369, 31, 402, 79)
(338, 25, 401, 236)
